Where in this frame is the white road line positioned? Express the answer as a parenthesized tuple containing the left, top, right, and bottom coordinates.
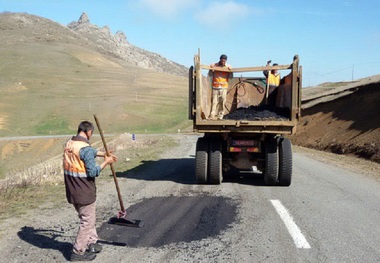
(270, 199, 311, 249)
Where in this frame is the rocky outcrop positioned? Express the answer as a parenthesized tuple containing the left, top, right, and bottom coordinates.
(77, 12, 89, 24)
(68, 12, 187, 76)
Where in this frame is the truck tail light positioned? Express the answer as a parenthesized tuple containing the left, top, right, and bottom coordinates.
(229, 147, 242, 152)
(229, 147, 260, 152)
(247, 147, 259, 152)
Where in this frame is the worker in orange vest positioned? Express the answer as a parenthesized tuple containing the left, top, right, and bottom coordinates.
(63, 121, 117, 261)
(208, 54, 233, 120)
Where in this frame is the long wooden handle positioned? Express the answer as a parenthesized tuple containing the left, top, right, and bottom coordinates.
(265, 70, 270, 104)
(93, 115, 125, 212)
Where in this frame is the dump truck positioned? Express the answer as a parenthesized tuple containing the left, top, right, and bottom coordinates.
(188, 51, 302, 186)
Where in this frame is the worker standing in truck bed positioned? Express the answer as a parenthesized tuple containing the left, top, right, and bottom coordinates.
(263, 60, 281, 106)
(208, 54, 233, 120)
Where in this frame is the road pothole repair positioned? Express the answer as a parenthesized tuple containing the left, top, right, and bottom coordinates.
(98, 196, 238, 248)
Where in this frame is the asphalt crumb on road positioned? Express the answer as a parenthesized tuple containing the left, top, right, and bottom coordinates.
(98, 196, 238, 248)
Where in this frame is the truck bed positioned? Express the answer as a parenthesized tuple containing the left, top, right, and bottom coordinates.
(192, 77, 296, 134)
(190, 54, 301, 135)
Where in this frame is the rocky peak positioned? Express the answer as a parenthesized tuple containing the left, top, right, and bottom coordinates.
(78, 12, 89, 24)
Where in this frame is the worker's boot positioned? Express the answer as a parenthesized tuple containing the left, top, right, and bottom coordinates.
(87, 243, 102, 253)
(70, 251, 96, 261)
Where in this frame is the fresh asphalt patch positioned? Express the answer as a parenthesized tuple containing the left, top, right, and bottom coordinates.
(98, 196, 238, 248)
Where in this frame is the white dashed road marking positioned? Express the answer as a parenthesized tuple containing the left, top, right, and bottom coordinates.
(270, 199, 311, 249)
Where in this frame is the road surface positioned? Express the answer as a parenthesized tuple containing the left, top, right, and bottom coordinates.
(1, 134, 379, 262)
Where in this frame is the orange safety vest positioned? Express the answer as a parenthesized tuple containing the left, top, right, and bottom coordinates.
(212, 71, 230, 88)
(211, 63, 231, 88)
(63, 139, 89, 178)
(64, 138, 97, 205)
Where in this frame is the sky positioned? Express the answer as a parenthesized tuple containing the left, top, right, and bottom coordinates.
(1, 0, 379, 86)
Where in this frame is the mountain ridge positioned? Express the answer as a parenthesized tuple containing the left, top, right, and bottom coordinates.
(1, 11, 188, 76)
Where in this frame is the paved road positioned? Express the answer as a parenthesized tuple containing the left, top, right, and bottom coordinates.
(95, 134, 380, 262)
(2, 134, 379, 262)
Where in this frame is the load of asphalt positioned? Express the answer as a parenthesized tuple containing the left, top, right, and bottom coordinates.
(224, 105, 289, 121)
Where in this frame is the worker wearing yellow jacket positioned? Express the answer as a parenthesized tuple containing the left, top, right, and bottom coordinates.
(263, 60, 281, 105)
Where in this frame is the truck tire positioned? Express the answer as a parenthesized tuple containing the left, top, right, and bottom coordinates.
(264, 139, 279, 186)
(195, 137, 209, 184)
(209, 139, 223, 184)
(278, 137, 292, 186)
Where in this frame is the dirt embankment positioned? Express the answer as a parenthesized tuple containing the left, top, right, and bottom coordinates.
(291, 77, 380, 164)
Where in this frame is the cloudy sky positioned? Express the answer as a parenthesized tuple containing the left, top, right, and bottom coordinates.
(1, 0, 379, 86)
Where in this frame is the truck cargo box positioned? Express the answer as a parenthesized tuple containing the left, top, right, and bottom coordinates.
(189, 51, 302, 186)
(189, 52, 302, 135)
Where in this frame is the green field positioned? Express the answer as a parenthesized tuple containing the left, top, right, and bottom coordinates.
(0, 42, 191, 137)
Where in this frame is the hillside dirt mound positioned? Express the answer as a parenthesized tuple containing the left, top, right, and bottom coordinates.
(291, 80, 380, 164)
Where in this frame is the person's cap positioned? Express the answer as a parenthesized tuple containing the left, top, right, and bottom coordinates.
(220, 54, 227, 60)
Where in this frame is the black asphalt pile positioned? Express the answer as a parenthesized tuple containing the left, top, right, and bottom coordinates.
(224, 105, 290, 120)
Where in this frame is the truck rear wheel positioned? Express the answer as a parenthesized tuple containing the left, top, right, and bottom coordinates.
(195, 137, 208, 184)
(278, 137, 292, 186)
(264, 139, 279, 186)
(209, 139, 223, 184)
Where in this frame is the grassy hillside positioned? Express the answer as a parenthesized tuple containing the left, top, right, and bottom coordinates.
(0, 12, 191, 137)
